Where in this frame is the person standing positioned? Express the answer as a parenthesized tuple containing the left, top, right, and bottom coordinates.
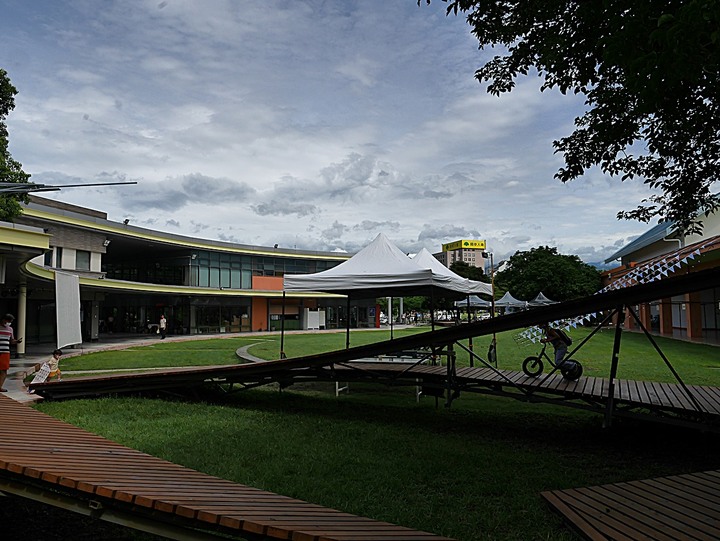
(159, 314, 167, 339)
(0, 314, 22, 392)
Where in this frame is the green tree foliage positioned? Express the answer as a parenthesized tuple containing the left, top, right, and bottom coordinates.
(423, 1, 720, 234)
(449, 260, 489, 282)
(0, 68, 31, 221)
(495, 246, 601, 301)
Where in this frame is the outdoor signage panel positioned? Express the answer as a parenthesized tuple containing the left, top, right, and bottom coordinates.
(442, 239, 486, 252)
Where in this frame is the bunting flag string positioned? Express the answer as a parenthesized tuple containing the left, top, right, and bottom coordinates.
(520, 240, 706, 342)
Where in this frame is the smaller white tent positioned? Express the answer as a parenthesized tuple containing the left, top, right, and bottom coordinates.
(494, 291, 527, 309)
(453, 295, 491, 308)
(528, 292, 557, 307)
(411, 249, 493, 296)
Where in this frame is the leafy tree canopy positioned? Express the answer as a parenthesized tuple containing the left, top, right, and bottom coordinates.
(449, 260, 489, 282)
(0, 68, 31, 221)
(495, 246, 601, 301)
(423, 1, 720, 234)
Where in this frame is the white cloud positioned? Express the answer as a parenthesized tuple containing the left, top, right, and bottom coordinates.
(2, 0, 654, 260)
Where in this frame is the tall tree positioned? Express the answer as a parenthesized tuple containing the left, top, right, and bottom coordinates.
(0, 68, 31, 221)
(423, 1, 720, 234)
(495, 246, 601, 301)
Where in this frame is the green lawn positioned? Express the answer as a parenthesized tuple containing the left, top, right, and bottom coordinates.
(34, 328, 720, 540)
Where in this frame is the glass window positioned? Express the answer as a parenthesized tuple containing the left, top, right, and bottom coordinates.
(220, 268, 230, 288)
(198, 266, 209, 287)
(76, 250, 91, 271)
(55, 247, 63, 268)
(209, 267, 220, 288)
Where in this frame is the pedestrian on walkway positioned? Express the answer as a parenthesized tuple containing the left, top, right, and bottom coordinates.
(159, 314, 167, 339)
(0, 314, 22, 392)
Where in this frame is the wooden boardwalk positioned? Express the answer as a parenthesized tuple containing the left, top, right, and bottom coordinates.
(30, 359, 720, 430)
(0, 395, 454, 541)
(329, 362, 720, 428)
(542, 470, 720, 540)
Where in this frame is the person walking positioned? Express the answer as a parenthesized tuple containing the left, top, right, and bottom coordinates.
(0, 314, 22, 392)
(159, 314, 167, 339)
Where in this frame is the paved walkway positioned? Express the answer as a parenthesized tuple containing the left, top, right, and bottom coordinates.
(4, 332, 266, 404)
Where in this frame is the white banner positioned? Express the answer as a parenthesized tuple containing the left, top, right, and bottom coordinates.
(55, 271, 82, 348)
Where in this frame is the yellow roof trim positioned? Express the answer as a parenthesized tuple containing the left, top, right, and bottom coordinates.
(24, 262, 345, 299)
(0, 225, 50, 251)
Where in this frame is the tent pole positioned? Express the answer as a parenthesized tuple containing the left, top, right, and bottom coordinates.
(389, 297, 394, 340)
(345, 296, 351, 349)
(280, 291, 287, 359)
(430, 289, 435, 332)
(466, 295, 473, 366)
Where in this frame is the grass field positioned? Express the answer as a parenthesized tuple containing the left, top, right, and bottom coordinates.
(33, 327, 720, 540)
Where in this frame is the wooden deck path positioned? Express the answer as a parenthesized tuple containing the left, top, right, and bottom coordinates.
(329, 362, 720, 427)
(541, 470, 720, 540)
(0, 395, 454, 541)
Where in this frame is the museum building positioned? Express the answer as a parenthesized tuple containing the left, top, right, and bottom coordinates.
(0, 196, 381, 354)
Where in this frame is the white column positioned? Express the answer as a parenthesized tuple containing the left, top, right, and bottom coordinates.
(17, 283, 27, 356)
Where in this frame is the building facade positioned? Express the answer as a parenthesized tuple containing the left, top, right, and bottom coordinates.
(0, 196, 378, 353)
(603, 211, 720, 345)
(433, 239, 487, 269)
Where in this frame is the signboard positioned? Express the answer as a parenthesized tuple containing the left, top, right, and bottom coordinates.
(442, 239, 486, 252)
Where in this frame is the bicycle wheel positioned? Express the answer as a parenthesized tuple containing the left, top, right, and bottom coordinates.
(560, 359, 583, 381)
(522, 356, 544, 377)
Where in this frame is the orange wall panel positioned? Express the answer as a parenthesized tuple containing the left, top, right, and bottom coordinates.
(252, 276, 284, 290)
(252, 298, 268, 332)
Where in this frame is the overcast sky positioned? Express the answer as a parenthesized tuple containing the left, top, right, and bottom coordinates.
(2, 0, 657, 264)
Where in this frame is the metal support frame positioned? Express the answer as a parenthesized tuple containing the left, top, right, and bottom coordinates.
(280, 291, 287, 359)
(625, 305, 705, 413)
(0, 476, 232, 541)
(603, 306, 625, 428)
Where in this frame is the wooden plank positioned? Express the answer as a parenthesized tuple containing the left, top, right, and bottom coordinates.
(546, 488, 647, 540)
(606, 482, 720, 533)
(594, 484, 719, 540)
(541, 491, 610, 541)
(0, 396, 453, 541)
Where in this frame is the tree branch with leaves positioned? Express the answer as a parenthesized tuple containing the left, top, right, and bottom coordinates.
(422, 0, 720, 233)
(0, 68, 31, 221)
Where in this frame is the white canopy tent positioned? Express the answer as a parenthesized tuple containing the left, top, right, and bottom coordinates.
(284, 233, 482, 299)
(283, 233, 485, 351)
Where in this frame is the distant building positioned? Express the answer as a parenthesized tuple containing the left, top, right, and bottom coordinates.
(433, 239, 487, 270)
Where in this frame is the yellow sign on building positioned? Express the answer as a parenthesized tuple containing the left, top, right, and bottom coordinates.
(442, 239, 486, 252)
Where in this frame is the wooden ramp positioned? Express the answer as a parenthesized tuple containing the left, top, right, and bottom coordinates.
(328, 363, 720, 429)
(29, 359, 720, 431)
(0, 396, 454, 541)
(542, 470, 720, 540)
